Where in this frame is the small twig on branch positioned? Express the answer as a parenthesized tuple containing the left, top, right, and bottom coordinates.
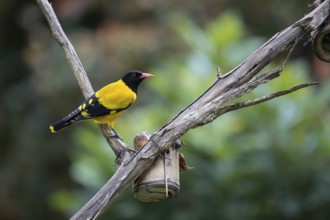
(223, 82, 319, 114)
(191, 35, 316, 128)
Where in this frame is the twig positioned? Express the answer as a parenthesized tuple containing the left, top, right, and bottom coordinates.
(191, 35, 316, 127)
(223, 82, 319, 115)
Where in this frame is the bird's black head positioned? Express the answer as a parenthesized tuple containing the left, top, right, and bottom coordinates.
(122, 70, 154, 93)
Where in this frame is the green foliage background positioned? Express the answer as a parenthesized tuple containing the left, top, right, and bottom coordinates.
(1, 0, 330, 219)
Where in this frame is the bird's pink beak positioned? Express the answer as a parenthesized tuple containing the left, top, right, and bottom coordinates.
(141, 73, 154, 79)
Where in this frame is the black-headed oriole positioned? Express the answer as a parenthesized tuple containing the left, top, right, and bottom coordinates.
(50, 70, 154, 133)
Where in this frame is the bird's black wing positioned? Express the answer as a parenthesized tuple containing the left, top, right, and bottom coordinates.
(79, 94, 111, 118)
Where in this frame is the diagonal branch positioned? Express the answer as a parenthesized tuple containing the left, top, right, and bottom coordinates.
(220, 82, 319, 117)
(36, 0, 330, 219)
(36, 0, 93, 98)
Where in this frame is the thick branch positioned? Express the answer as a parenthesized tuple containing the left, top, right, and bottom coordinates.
(157, 0, 329, 138)
(36, 0, 330, 219)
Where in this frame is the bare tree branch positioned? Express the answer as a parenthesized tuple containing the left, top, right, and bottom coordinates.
(190, 68, 319, 128)
(36, 0, 330, 219)
(36, 0, 93, 98)
(222, 82, 319, 115)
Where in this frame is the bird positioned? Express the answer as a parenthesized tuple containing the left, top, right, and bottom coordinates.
(49, 70, 154, 133)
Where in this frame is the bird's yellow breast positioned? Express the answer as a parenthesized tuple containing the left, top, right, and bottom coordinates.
(92, 112, 124, 128)
(93, 79, 137, 127)
(96, 79, 137, 110)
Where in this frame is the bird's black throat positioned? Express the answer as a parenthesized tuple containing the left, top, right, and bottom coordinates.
(122, 70, 145, 94)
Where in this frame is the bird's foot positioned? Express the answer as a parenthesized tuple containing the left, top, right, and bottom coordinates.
(110, 128, 123, 140)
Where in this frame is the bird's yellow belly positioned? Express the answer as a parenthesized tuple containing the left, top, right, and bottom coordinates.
(92, 111, 124, 128)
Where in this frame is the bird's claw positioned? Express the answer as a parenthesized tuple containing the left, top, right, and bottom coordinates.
(110, 128, 123, 140)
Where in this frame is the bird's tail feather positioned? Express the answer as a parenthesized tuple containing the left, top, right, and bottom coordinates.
(50, 108, 85, 133)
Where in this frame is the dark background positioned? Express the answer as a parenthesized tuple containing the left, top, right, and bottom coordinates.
(1, 0, 330, 219)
